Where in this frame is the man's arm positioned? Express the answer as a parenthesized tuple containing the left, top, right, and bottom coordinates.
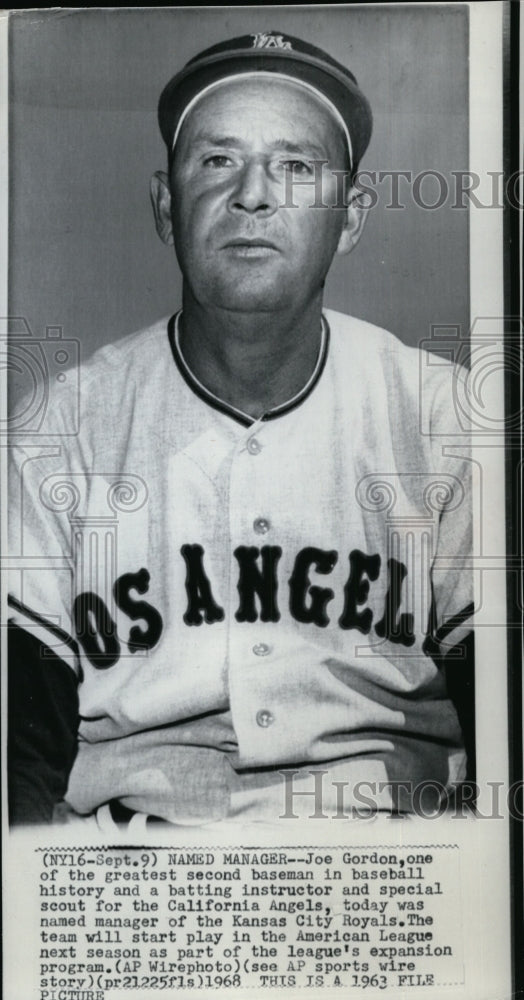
(8, 623, 79, 825)
(444, 631, 475, 782)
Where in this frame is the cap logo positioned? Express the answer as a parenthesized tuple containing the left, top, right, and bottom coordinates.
(251, 32, 292, 51)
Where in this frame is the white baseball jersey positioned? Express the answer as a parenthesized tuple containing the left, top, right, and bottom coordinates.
(8, 309, 473, 822)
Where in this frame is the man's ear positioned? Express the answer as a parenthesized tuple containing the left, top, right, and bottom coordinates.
(335, 187, 371, 256)
(150, 171, 174, 245)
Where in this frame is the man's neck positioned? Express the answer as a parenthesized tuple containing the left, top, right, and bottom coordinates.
(178, 296, 325, 420)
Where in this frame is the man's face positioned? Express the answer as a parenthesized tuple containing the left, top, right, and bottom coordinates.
(164, 78, 354, 314)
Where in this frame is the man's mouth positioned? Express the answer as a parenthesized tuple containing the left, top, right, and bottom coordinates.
(221, 237, 280, 257)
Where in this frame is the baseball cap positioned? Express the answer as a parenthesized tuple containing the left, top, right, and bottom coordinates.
(158, 31, 372, 172)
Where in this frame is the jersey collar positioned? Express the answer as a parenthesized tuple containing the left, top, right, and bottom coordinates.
(168, 311, 330, 428)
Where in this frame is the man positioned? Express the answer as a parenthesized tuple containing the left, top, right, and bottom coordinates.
(8, 32, 474, 827)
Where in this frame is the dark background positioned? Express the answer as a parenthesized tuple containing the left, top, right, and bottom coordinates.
(9, 5, 469, 388)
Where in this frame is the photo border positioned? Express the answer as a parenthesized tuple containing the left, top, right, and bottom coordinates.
(502, 1, 523, 996)
(1, 5, 522, 1000)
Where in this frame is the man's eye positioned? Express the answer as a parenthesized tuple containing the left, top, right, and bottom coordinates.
(202, 155, 233, 168)
(280, 159, 313, 175)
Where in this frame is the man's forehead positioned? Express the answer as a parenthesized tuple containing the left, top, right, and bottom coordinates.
(187, 73, 328, 108)
(178, 76, 346, 149)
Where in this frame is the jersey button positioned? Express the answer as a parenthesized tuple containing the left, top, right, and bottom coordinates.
(253, 517, 270, 535)
(247, 437, 262, 455)
(252, 643, 271, 656)
(256, 709, 274, 728)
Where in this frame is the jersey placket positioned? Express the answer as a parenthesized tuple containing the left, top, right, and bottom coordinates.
(226, 416, 288, 768)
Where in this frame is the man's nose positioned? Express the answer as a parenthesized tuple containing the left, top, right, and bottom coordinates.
(228, 160, 278, 216)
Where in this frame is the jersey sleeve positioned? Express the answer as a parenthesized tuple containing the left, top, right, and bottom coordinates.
(8, 440, 81, 667)
(8, 436, 82, 824)
(427, 359, 474, 652)
(424, 359, 475, 776)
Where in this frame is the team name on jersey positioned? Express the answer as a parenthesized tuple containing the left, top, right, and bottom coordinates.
(73, 544, 416, 669)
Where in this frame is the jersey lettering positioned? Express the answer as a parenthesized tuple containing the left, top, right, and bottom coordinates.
(289, 547, 338, 627)
(180, 543, 225, 625)
(339, 549, 381, 632)
(113, 567, 163, 652)
(73, 592, 121, 669)
(375, 557, 416, 646)
(72, 545, 417, 672)
(234, 545, 282, 622)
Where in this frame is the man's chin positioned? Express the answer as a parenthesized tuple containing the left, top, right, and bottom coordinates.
(203, 284, 292, 314)
(215, 296, 287, 314)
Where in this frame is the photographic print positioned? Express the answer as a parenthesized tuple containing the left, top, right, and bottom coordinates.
(1, 5, 520, 1000)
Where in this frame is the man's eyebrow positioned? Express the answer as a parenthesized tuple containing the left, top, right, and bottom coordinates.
(192, 135, 244, 149)
(191, 135, 328, 158)
(271, 138, 328, 158)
